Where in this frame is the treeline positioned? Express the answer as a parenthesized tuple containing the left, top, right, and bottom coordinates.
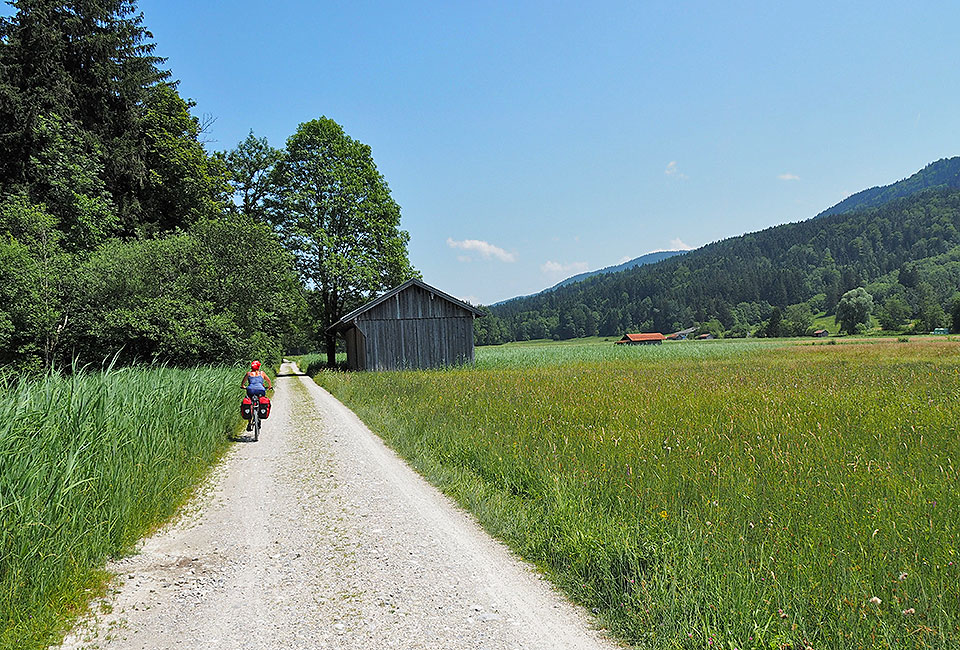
(817, 156, 960, 218)
(0, 1, 413, 373)
(480, 187, 960, 343)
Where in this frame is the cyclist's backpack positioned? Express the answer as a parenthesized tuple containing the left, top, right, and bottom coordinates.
(258, 396, 271, 419)
(241, 397, 253, 420)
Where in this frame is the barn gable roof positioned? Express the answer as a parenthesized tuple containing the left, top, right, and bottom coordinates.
(326, 278, 484, 334)
(616, 332, 666, 343)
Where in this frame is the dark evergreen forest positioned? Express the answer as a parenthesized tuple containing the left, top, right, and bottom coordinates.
(481, 176, 960, 344)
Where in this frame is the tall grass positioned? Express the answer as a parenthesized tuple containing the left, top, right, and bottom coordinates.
(296, 353, 328, 376)
(295, 352, 346, 376)
(314, 340, 960, 649)
(0, 364, 241, 649)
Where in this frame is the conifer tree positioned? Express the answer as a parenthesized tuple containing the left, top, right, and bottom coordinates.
(0, 0, 171, 237)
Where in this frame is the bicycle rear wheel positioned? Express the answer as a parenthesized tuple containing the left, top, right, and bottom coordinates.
(253, 410, 260, 441)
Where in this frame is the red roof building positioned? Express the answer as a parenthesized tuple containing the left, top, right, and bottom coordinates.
(615, 333, 665, 345)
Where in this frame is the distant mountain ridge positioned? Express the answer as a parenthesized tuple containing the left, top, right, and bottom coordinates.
(493, 250, 686, 306)
(817, 157, 960, 218)
(491, 158, 960, 309)
(547, 250, 687, 290)
(477, 157, 960, 344)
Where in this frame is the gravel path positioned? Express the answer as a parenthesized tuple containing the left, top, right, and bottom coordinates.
(57, 363, 619, 649)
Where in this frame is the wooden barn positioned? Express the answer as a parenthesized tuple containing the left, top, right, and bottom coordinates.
(326, 278, 484, 371)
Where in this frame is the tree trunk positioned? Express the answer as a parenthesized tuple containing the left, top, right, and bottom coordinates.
(325, 332, 337, 368)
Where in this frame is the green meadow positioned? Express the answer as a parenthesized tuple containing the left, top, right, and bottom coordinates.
(0, 365, 242, 649)
(314, 338, 960, 649)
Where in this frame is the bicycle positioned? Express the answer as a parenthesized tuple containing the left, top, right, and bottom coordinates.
(250, 394, 261, 442)
(243, 392, 266, 442)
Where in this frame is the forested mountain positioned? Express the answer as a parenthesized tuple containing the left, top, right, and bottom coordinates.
(495, 250, 686, 306)
(816, 157, 960, 218)
(479, 183, 960, 344)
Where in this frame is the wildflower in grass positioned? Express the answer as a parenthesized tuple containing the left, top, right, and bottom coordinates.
(779, 608, 788, 619)
(659, 510, 668, 519)
(902, 608, 915, 615)
(869, 596, 881, 605)
(898, 571, 907, 580)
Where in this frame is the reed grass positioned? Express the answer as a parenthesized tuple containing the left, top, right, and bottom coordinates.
(314, 339, 960, 649)
(0, 364, 241, 649)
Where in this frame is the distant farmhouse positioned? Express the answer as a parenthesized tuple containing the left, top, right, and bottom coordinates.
(695, 333, 714, 340)
(326, 278, 484, 371)
(615, 333, 665, 345)
(813, 329, 830, 337)
(666, 326, 698, 341)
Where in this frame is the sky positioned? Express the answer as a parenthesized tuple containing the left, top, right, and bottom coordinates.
(18, 1, 960, 304)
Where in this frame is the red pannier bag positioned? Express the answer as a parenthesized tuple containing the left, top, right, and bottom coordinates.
(241, 396, 253, 420)
(258, 396, 271, 419)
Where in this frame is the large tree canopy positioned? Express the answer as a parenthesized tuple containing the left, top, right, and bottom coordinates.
(0, 0, 170, 234)
(0, 2, 416, 372)
(268, 117, 417, 364)
(0, 0, 306, 372)
(225, 131, 281, 223)
(835, 287, 874, 334)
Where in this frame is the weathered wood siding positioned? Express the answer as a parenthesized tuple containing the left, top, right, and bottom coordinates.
(353, 284, 476, 370)
(362, 284, 470, 320)
(344, 326, 367, 370)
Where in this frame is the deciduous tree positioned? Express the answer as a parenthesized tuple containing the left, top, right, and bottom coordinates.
(269, 117, 416, 365)
(877, 295, 911, 331)
(951, 294, 960, 334)
(835, 287, 873, 334)
(225, 131, 282, 222)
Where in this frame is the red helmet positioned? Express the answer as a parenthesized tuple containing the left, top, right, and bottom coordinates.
(250, 360, 261, 370)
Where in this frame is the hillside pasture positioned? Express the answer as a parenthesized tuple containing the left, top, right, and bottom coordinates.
(314, 338, 960, 649)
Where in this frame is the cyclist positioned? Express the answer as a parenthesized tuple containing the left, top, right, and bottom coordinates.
(242, 361, 272, 431)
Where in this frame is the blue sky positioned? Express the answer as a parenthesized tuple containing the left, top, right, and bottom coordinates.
(27, 2, 960, 303)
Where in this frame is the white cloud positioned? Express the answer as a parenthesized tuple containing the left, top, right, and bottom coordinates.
(618, 255, 632, 264)
(459, 295, 481, 305)
(665, 161, 688, 179)
(446, 237, 515, 262)
(778, 173, 801, 181)
(670, 238, 694, 250)
(541, 260, 590, 275)
(456, 255, 472, 263)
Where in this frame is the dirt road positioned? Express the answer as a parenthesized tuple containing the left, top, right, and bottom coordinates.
(58, 363, 618, 649)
